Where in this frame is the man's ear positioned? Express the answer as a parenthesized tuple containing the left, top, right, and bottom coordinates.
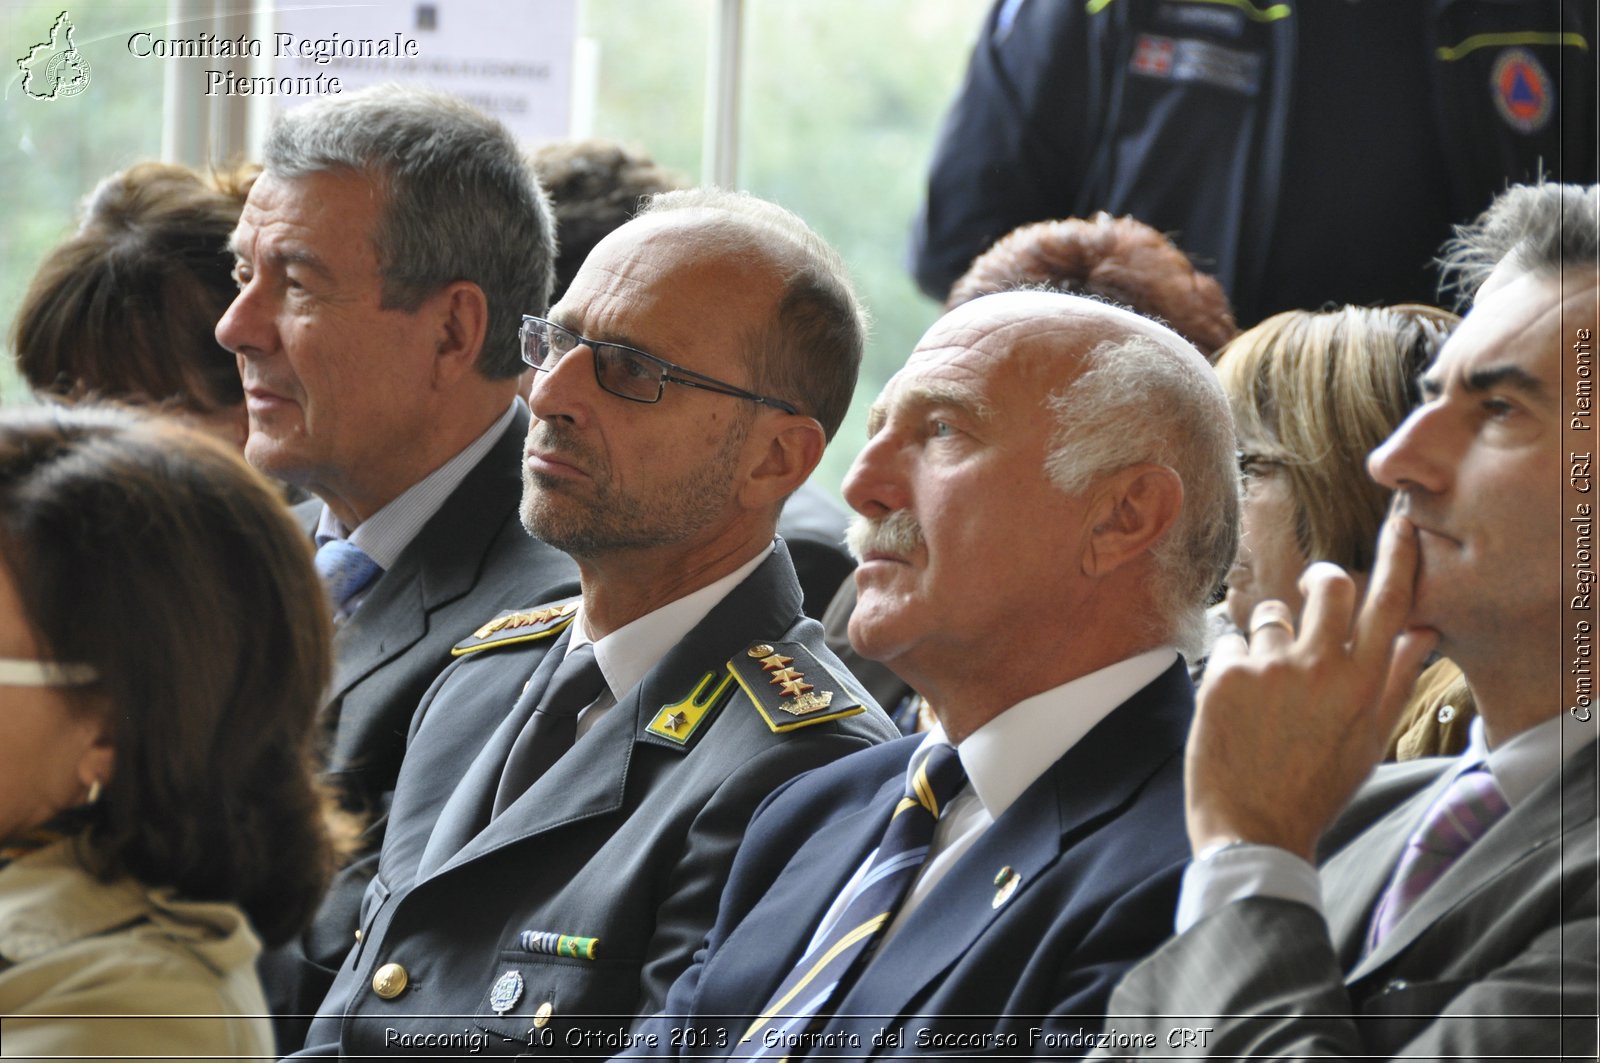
(739, 415, 827, 511)
(1081, 463, 1184, 577)
(428, 281, 490, 388)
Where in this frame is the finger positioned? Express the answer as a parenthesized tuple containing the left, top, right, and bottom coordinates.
(1203, 630, 1248, 676)
(1352, 514, 1421, 673)
(1297, 561, 1359, 651)
(1246, 599, 1296, 653)
(1372, 627, 1442, 732)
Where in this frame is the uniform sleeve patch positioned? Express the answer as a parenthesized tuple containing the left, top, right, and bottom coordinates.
(451, 601, 580, 656)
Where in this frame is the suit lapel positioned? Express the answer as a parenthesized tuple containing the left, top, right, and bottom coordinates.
(426, 541, 809, 877)
(417, 629, 575, 876)
(326, 407, 529, 702)
(830, 662, 1192, 1031)
(722, 769, 907, 1028)
(1344, 737, 1600, 981)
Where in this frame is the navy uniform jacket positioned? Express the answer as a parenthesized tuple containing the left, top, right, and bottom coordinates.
(261, 404, 580, 1041)
(296, 542, 898, 1057)
(912, 0, 1596, 323)
(631, 660, 1195, 1060)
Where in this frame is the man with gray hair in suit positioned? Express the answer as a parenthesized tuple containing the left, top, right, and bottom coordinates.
(1097, 183, 1599, 1058)
(216, 86, 579, 1039)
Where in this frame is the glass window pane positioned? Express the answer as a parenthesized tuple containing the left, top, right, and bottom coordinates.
(739, 0, 989, 494)
(2, 0, 169, 403)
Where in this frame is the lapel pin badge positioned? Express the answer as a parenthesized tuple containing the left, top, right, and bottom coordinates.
(992, 866, 1021, 909)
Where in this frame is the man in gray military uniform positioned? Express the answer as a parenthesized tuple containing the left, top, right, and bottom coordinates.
(293, 188, 897, 1057)
(216, 86, 579, 1039)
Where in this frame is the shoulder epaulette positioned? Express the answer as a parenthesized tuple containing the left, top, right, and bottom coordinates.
(727, 639, 865, 733)
(451, 600, 580, 657)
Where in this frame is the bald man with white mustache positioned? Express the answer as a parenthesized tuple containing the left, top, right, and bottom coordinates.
(622, 290, 1241, 1059)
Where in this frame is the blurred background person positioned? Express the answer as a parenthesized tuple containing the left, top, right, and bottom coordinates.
(946, 212, 1237, 357)
(913, 0, 1596, 323)
(0, 405, 337, 1060)
(1214, 304, 1473, 757)
(828, 209, 1239, 730)
(10, 162, 256, 450)
(532, 136, 856, 620)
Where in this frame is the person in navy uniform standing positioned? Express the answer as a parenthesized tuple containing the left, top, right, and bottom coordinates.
(913, 0, 1595, 324)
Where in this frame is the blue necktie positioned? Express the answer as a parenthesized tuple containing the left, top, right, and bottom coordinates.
(740, 742, 968, 1055)
(314, 538, 382, 617)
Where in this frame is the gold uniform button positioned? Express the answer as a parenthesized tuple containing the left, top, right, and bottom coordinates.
(533, 1000, 555, 1028)
(372, 962, 409, 999)
(353, 929, 363, 942)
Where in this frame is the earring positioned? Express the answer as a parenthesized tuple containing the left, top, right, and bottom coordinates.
(86, 779, 102, 805)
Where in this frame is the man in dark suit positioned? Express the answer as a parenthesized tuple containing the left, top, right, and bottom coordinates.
(1096, 183, 1599, 1059)
(293, 188, 898, 1056)
(214, 86, 579, 1035)
(629, 289, 1241, 1057)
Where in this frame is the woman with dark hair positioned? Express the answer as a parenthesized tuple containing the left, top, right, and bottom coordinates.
(11, 162, 257, 449)
(0, 405, 335, 1059)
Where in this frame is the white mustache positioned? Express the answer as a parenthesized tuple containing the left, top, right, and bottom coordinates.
(845, 510, 925, 561)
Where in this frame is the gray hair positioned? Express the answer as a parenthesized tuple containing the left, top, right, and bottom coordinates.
(636, 188, 867, 441)
(1044, 334, 1240, 656)
(263, 84, 555, 379)
(1439, 182, 1600, 307)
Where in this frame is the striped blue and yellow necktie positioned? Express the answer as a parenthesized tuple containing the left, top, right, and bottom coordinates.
(740, 742, 968, 1057)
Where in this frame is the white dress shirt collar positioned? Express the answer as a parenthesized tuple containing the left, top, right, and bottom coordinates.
(1470, 711, 1593, 808)
(915, 646, 1179, 820)
(564, 543, 775, 704)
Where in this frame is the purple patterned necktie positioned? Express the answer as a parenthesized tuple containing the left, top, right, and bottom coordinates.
(1367, 763, 1509, 952)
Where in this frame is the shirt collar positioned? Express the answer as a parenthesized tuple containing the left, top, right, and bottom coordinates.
(910, 647, 1178, 820)
(314, 400, 520, 568)
(1470, 711, 1593, 807)
(565, 543, 775, 702)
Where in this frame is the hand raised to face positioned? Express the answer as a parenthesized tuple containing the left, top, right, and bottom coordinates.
(1185, 513, 1440, 861)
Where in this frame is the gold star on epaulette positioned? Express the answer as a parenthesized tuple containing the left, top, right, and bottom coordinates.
(758, 653, 794, 671)
(767, 667, 803, 685)
(777, 678, 814, 697)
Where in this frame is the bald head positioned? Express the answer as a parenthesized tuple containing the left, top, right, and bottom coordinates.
(846, 292, 1238, 723)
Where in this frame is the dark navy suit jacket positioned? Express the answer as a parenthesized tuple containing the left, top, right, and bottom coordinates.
(631, 659, 1195, 1059)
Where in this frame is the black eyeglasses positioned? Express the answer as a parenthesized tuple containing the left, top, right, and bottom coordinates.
(521, 315, 800, 414)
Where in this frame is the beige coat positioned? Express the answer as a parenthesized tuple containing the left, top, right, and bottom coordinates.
(0, 838, 273, 1062)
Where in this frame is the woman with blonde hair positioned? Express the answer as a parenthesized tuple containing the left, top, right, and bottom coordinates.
(0, 405, 335, 1059)
(1214, 304, 1472, 758)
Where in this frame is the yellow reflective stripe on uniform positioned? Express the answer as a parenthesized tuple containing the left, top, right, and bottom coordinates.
(1436, 31, 1590, 61)
(1087, 0, 1291, 23)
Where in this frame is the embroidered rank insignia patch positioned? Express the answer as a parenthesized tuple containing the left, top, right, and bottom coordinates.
(451, 600, 579, 656)
(728, 640, 864, 733)
(644, 668, 738, 747)
(1492, 48, 1552, 133)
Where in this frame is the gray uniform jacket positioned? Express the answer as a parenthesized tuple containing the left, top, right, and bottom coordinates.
(296, 542, 898, 1056)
